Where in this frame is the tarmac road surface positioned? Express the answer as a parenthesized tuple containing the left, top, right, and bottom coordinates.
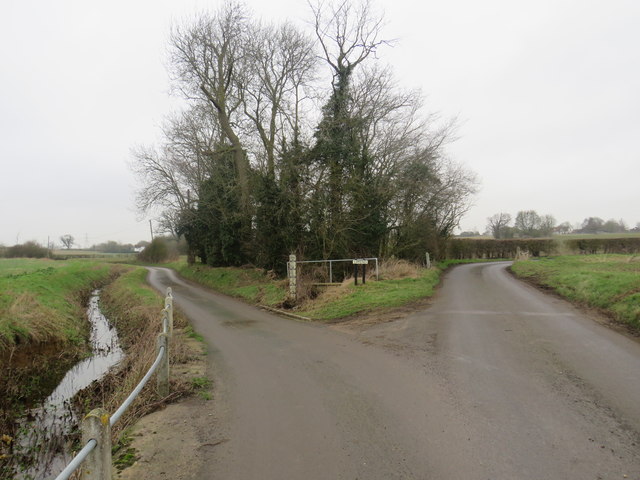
(147, 262, 640, 479)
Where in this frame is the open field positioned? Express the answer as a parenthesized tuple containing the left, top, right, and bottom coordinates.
(51, 249, 136, 260)
(510, 254, 640, 329)
(557, 232, 640, 240)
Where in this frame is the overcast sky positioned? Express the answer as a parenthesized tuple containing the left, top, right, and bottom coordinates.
(1, 0, 638, 247)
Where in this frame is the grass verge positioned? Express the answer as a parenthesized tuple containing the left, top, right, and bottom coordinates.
(164, 261, 286, 306)
(510, 254, 640, 329)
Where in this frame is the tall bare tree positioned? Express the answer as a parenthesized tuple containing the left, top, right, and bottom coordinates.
(241, 21, 317, 177)
(487, 212, 512, 239)
(168, 3, 251, 214)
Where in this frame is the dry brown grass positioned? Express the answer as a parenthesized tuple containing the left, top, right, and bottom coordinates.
(1, 293, 69, 350)
(378, 259, 421, 280)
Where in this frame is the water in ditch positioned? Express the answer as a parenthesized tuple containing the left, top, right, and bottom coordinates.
(13, 290, 124, 480)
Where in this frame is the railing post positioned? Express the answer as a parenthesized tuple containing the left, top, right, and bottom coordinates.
(287, 254, 297, 301)
(164, 295, 173, 336)
(80, 409, 111, 480)
(162, 308, 172, 336)
(157, 333, 170, 397)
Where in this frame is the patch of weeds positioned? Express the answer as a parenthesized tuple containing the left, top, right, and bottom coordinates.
(191, 376, 212, 400)
(184, 325, 204, 343)
(191, 376, 211, 390)
(114, 447, 138, 471)
(112, 429, 138, 471)
(198, 391, 213, 401)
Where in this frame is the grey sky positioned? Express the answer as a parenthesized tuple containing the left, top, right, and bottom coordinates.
(1, 0, 638, 247)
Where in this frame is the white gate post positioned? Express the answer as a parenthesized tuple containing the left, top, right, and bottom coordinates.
(287, 254, 297, 301)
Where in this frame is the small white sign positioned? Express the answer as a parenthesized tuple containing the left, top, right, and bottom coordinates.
(352, 259, 368, 265)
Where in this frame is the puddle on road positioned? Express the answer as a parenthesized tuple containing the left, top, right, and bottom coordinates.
(13, 290, 124, 480)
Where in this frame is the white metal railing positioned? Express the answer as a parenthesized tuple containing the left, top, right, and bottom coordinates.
(53, 287, 174, 480)
(290, 257, 379, 283)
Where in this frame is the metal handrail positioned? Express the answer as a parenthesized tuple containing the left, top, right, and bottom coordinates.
(110, 345, 165, 426)
(54, 439, 97, 480)
(289, 257, 379, 282)
(53, 289, 172, 480)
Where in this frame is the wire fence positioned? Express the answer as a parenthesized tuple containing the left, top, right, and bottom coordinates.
(53, 287, 174, 480)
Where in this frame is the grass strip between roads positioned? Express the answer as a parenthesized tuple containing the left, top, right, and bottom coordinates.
(510, 254, 640, 329)
(296, 268, 441, 320)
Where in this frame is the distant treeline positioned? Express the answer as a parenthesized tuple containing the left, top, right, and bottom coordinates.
(446, 237, 640, 259)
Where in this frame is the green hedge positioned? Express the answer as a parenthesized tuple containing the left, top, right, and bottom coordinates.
(446, 238, 556, 259)
(564, 237, 640, 254)
(445, 237, 640, 259)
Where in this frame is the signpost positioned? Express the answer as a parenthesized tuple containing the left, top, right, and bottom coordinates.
(352, 259, 368, 285)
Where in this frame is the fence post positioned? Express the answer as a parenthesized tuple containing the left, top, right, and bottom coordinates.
(287, 254, 297, 301)
(425, 252, 431, 269)
(80, 409, 111, 480)
(157, 333, 169, 397)
(164, 294, 173, 336)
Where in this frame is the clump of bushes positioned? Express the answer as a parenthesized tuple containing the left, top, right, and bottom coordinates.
(3, 241, 49, 258)
(138, 238, 170, 263)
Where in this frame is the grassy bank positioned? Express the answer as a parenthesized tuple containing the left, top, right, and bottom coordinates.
(165, 261, 286, 307)
(510, 255, 640, 329)
(0, 258, 123, 476)
(78, 266, 202, 445)
(0, 258, 121, 353)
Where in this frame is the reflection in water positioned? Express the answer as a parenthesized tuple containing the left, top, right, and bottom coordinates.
(16, 290, 123, 480)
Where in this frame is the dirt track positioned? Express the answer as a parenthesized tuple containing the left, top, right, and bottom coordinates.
(141, 262, 640, 479)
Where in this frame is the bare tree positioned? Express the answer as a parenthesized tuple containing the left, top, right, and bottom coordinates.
(168, 4, 251, 213)
(539, 214, 556, 237)
(424, 160, 479, 238)
(241, 21, 317, 176)
(515, 210, 542, 237)
(556, 221, 573, 234)
(131, 103, 222, 234)
(487, 213, 512, 239)
(59, 234, 74, 249)
(310, 0, 392, 84)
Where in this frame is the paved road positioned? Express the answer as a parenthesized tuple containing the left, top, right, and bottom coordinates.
(147, 263, 640, 479)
